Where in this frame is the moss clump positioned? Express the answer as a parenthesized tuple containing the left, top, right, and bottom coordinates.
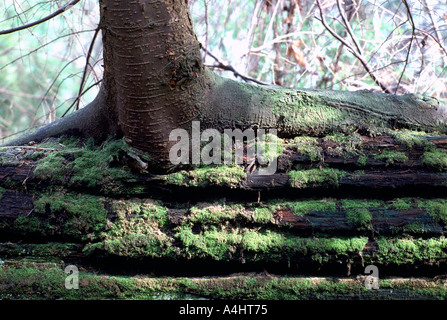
(33, 152, 68, 184)
(324, 133, 364, 158)
(31, 192, 108, 241)
(417, 199, 447, 224)
(391, 130, 435, 151)
(0, 186, 5, 199)
(288, 168, 347, 189)
(256, 132, 285, 164)
(284, 199, 337, 216)
(387, 198, 413, 210)
(345, 208, 372, 230)
(269, 90, 348, 136)
(421, 150, 447, 171)
(84, 199, 175, 258)
(340, 199, 382, 230)
(374, 150, 408, 165)
(341, 199, 384, 209)
(164, 165, 246, 188)
(34, 137, 137, 194)
(369, 237, 447, 266)
(291, 137, 322, 162)
(356, 154, 368, 167)
(175, 222, 368, 263)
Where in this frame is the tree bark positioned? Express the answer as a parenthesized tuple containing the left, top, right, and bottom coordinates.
(2, 0, 447, 173)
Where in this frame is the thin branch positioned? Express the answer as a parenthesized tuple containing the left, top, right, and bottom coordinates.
(396, 0, 415, 94)
(316, 0, 392, 93)
(76, 27, 101, 111)
(203, 0, 209, 62)
(62, 80, 103, 118)
(203, 47, 270, 86)
(336, 0, 362, 55)
(0, 0, 81, 36)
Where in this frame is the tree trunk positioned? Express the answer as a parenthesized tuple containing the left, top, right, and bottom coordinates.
(2, 0, 447, 300)
(2, 0, 447, 171)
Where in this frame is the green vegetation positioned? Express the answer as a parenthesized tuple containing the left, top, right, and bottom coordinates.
(387, 198, 413, 210)
(417, 199, 447, 224)
(291, 136, 322, 161)
(269, 90, 348, 136)
(340, 199, 382, 230)
(283, 199, 337, 215)
(0, 242, 82, 259)
(33, 137, 137, 193)
(164, 165, 246, 188)
(2, 261, 447, 300)
(324, 132, 364, 159)
(356, 154, 368, 167)
(391, 130, 435, 151)
(374, 150, 408, 165)
(13, 192, 108, 241)
(421, 150, 447, 171)
(369, 237, 447, 266)
(288, 168, 347, 188)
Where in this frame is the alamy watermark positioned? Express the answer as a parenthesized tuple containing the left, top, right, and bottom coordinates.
(169, 121, 278, 175)
(364, 265, 379, 290)
(65, 265, 79, 290)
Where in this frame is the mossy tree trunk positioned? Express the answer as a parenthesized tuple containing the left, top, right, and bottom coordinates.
(2, 0, 447, 300)
(2, 0, 447, 171)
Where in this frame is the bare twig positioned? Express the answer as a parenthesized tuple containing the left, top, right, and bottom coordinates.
(0, 0, 81, 36)
(396, 0, 415, 94)
(76, 27, 101, 111)
(316, 0, 393, 93)
(203, 47, 270, 86)
(203, 0, 209, 62)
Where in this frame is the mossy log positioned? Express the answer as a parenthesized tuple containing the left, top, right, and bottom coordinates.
(2, 132, 447, 300)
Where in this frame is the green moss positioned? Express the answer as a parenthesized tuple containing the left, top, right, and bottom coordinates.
(345, 208, 372, 229)
(14, 215, 43, 234)
(417, 199, 447, 224)
(256, 132, 285, 163)
(34, 137, 137, 194)
(357, 154, 368, 167)
(421, 150, 447, 171)
(32, 192, 108, 240)
(84, 199, 175, 258)
(0, 186, 5, 199)
(391, 130, 435, 151)
(284, 199, 337, 216)
(252, 206, 275, 223)
(164, 165, 246, 188)
(288, 168, 347, 189)
(374, 150, 408, 165)
(340, 199, 384, 208)
(33, 152, 68, 184)
(175, 223, 367, 263)
(387, 198, 413, 210)
(3, 261, 447, 300)
(269, 90, 348, 135)
(339, 199, 382, 230)
(291, 137, 322, 162)
(188, 204, 239, 224)
(324, 133, 364, 158)
(369, 237, 447, 266)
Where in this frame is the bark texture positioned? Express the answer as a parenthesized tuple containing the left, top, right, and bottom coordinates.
(3, 0, 447, 173)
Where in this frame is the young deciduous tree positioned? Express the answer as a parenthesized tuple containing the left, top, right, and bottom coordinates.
(2, 0, 447, 171)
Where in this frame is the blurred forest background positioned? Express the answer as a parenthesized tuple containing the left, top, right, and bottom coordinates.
(0, 0, 446, 142)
